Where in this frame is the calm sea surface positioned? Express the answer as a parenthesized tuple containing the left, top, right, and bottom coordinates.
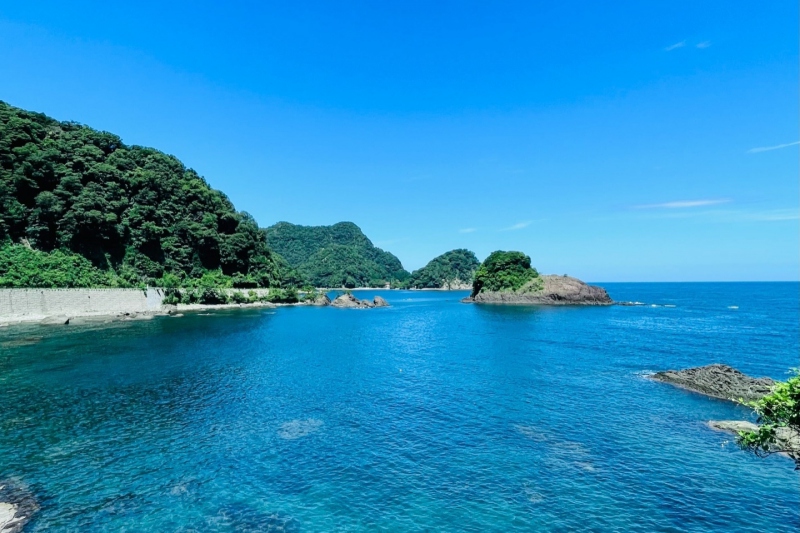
(1, 283, 798, 532)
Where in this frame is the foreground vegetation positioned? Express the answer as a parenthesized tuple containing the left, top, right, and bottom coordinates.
(403, 249, 480, 289)
(0, 101, 299, 288)
(470, 251, 540, 297)
(738, 370, 800, 469)
(265, 221, 409, 288)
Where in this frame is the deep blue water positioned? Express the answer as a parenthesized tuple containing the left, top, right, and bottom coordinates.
(1, 283, 798, 532)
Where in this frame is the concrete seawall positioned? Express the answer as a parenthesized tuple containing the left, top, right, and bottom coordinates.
(0, 288, 274, 323)
(0, 288, 165, 322)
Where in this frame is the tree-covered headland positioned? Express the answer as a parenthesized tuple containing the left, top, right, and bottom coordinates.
(0, 101, 299, 288)
(265, 221, 409, 288)
(404, 249, 480, 289)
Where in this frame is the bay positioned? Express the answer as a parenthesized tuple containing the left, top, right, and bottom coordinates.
(1, 283, 798, 531)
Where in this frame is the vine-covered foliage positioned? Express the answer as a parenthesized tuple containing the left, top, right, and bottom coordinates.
(471, 250, 539, 297)
(405, 249, 480, 289)
(0, 243, 130, 288)
(265, 221, 409, 287)
(0, 100, 297, 288)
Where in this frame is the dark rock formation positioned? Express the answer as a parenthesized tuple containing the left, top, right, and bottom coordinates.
(308, 294, 331, 306)
(651, 364, 775, 403)
(463, 275, 612, 306)
(0, 481, 38, 533)
(331, 293, 368, 308)
(330, 293, 389, 309)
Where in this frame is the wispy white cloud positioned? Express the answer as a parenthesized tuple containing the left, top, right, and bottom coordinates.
(634, 199, 731, 209)
(664, 41, 685, 51)
(696, 41, 712, 49)
(630, 205, 798, 223)
(744, 209, 800, 222)
(500, 221, 532, 231)
(747, 141, 800, 154)
(459, 228, 476, 234)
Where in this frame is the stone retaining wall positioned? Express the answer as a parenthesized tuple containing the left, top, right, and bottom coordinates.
(0, 288, 165, 320)
(0, 288, 277, 321)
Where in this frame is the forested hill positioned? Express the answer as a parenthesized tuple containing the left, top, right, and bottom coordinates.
(265, 221, 409, 288)
(0, 100, 298, 288)
(405, 249, 480, 289)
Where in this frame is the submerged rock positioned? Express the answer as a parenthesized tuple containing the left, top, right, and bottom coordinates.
(278, 419, 323, 440)
(463, 275, 612, 306)
(0, 337, 42, 349)
(0, 481, 38, 533)
(651, 364, 775, 403)
(214, 504, 300, 533)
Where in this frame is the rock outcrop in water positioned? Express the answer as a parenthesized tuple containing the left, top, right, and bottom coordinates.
(331, 293, 390, 309)
(308, 294, 331, 306)
(653, 366, 800, 465)
(463, 275, 613, 306)
(707, 421, 800, 464)
(651, 364, 775, 403)
(0, 481, 38, 533)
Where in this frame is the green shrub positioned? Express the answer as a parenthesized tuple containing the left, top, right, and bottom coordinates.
(230, 291, 248, 304)
(162, 287, 182, 305)
(0, 244, 130, 288)
(267, 288, 299, 303)
(198, 288, 229, 304)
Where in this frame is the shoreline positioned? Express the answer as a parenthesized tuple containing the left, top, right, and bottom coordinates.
(0, 286, 474, 327)
(0, 300, 330, 328)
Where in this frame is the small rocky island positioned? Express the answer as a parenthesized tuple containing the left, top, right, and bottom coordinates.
(460, 251, 613, 305)
(331, 293, 390, 309)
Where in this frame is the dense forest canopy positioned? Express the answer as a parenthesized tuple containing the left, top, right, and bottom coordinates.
(471, 250, 539, 297)
(0, 100, 297, 288)
(265, 221, 409, 288)
(405, 249, 480, 289)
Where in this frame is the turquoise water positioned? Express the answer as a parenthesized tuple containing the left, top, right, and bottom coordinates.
(1, 283, 798, 532)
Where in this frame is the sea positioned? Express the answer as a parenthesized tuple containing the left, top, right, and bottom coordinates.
(1, 282, 798, 532)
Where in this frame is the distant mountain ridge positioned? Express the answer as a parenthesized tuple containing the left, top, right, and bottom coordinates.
(264, 221, 409, 288)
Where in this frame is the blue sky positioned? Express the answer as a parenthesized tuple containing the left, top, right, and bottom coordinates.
(1, 1, 797, 280)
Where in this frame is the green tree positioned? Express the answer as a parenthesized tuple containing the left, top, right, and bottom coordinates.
(737, 371, 800, 469)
